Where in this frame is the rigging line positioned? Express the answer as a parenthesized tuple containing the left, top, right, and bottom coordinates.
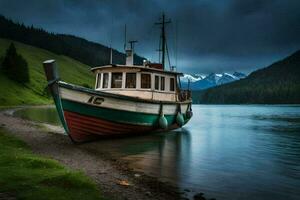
(146, 24, 157, 40)
(139, 23, 156, 42)
(109, 15, 113, 48)
(166, 21, 176, 70)
(166, 38, 171, 70)
(152, 24, 159, 63)
(140, 24, 156, 55)
(158, 33, 161, 63)
(175, 20, 178, 70)
(124, 24, 127, 51)
(129, 23, 156, 62)
(147, 24, 157, 62)
(168, 22, 175, 67)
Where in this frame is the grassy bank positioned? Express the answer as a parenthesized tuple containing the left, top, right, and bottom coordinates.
(0, 128, 103, 200)
(0, 38, 94, 106)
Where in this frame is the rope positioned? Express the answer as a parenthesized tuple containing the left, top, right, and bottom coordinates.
(159, 102, 164, 116)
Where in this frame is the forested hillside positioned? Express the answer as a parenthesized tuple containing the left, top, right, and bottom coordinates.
(0, 15, 144, 67)
(199, 50, 300, 104)
(0, 38, 94, 106)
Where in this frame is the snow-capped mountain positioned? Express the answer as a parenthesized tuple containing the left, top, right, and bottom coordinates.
(180, 72, 246, 90)
(181, 74, 205, 83)
(215, 73, 242, 85)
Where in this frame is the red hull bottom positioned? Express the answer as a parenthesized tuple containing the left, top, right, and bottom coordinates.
(63, 111, 164, 143)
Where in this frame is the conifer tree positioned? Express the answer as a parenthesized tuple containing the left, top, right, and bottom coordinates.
(1, 43, 29, 83)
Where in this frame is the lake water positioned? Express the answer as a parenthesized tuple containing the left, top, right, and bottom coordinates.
(14, 106, 61, 126)
(14, 105, 300, 200)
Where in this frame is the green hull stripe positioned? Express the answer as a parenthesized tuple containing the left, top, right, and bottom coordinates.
(53, 95, 69, 133)
(61, 99, 181, 126)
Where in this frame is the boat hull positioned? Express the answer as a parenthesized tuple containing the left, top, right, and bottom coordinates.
(56, 82, 192, 142)
(63, 110, 153, 142)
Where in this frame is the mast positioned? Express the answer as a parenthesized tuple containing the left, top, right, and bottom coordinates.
(155, 13, 171, 70)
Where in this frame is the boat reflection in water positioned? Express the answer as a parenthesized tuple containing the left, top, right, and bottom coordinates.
(122, 128, 193, 183)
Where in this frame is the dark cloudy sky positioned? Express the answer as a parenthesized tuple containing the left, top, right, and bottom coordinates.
(0, 0, 299, 74)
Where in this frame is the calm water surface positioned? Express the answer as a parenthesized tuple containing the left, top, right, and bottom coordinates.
(14, 106, 61, 126)
(15, 105, 300, 200)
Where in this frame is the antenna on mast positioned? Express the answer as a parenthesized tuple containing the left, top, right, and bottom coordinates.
(155, 13, 171, 70)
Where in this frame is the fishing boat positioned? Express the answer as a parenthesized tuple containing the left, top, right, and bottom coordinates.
(43, 14, 193, 143)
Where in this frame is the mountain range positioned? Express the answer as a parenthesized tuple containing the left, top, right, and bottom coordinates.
(197, 50, 300, 104)
(180, 72, 246, 90)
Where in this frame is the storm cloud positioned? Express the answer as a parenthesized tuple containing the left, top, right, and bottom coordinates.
(0, 0, 299, 74)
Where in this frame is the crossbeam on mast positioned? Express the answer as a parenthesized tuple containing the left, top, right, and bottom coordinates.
(155, 13, 171, 70)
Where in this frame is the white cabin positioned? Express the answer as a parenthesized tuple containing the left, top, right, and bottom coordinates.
(91, 64, 183, 102)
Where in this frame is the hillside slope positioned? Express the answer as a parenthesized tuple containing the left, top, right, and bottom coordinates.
(0, 38, 94, 106)
(0, 15, 144, 67)
(199, 50, 300, 104)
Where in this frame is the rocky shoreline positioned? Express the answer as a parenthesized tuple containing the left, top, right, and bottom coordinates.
(0, 107, 212, 200)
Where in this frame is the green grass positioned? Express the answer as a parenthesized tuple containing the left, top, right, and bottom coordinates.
(0, 128, 103, 200)
(0, 38, 95, 106)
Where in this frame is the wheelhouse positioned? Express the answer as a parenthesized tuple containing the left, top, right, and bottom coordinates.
(91, 65, 182, 102)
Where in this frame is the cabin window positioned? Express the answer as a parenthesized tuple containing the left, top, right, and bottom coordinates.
(96, 73, 101, 88)
(160, 76, 165, 90)
(170, 77, 175, 91)
(155, 75, 159, 90)
(141, 73, 151, 89)
(102, 73, 109, 88)
(111, 72, 123, 88)
(125, 73, 136, 88)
